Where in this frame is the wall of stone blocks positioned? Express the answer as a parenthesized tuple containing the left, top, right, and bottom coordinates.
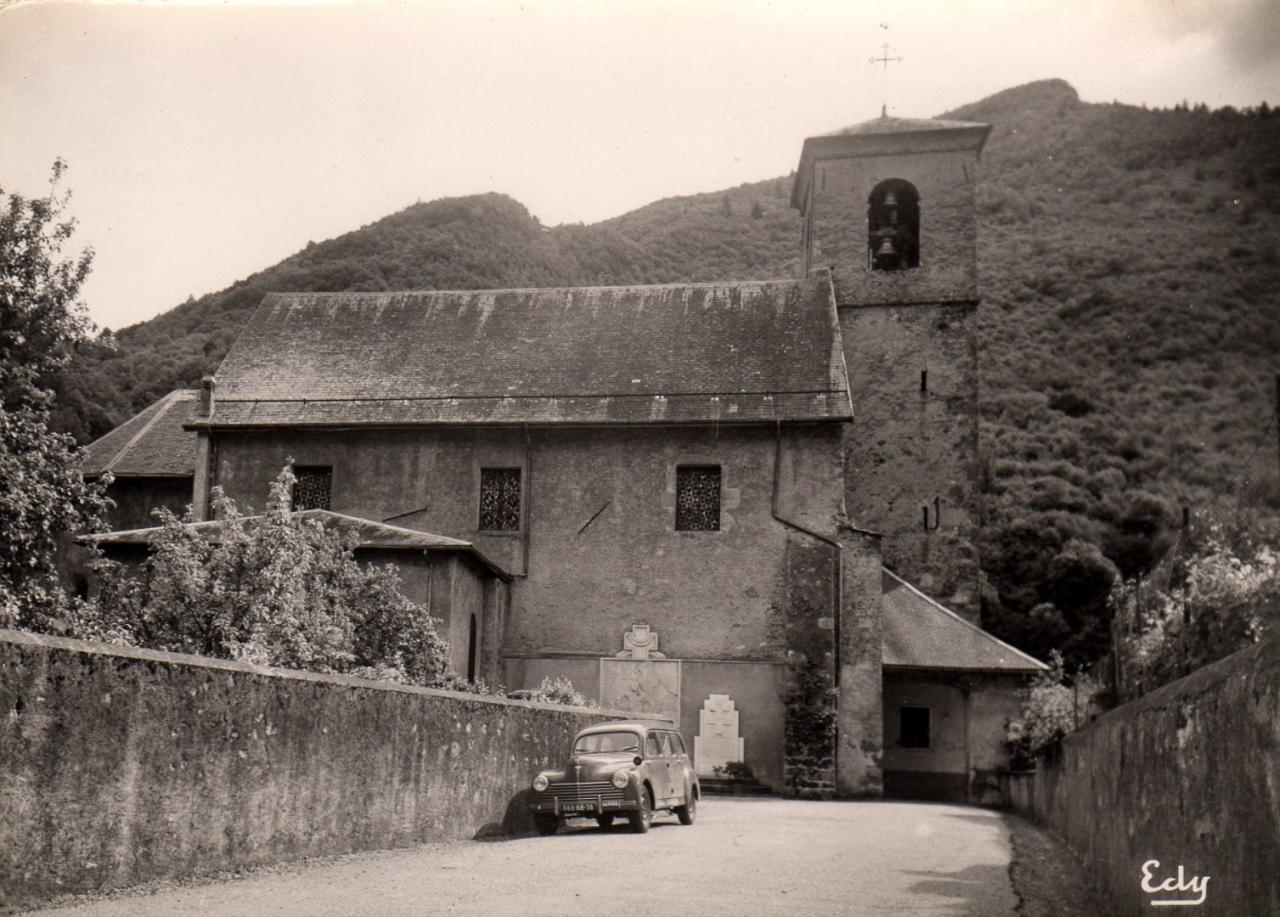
(208, 423, 847, 663)
(835, 529, 884, 796)
(1002, 637, 1280, 916)
(0, 629, 628, 911)
(840, 302, 980, 620)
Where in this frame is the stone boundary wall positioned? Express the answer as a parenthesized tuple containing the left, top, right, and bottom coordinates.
(1001, 637, 1279, 916)
(0, 629, 641, 910)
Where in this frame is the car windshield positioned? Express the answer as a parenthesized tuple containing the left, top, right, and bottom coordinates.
(573, 731, 641, 755)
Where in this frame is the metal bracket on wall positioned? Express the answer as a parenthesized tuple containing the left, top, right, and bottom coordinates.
(922, 496, 942, 532)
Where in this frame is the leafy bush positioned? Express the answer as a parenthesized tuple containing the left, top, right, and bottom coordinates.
(515, 675, 591, 707)
(1114, 517, 1278, 697)
(1005, 651, 1099, 767)
(69, 467, 455, 689)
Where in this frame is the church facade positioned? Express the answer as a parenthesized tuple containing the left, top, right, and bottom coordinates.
(82, 114, 1046, 802)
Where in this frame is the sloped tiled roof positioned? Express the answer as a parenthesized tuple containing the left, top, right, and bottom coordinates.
(193, 277, 851, 428)
(82, 509, 510, 580)
(881, 569, 1046, 673)
(80, 390, 197, 478)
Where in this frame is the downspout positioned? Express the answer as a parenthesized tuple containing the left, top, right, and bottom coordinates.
(772, 421, 843, 783)
(521, 425, 532, 578)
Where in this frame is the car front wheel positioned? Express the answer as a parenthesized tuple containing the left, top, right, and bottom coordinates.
(533, 814, 559, 836)
(629, 788, 653, 834)
(675, 789, 697, 826)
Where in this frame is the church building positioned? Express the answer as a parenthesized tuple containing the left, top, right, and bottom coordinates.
(82, 113, 1045, 803)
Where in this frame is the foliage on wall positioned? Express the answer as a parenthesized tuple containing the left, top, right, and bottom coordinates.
(68, 466, 462, 689)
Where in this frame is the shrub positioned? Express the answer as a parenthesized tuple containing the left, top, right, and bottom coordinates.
(70, 466, 455, 689)
(1005, 651, 1099, 767)
(517, 675, 591, 707)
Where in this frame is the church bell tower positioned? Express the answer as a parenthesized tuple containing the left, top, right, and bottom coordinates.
(792, 114, 991, 620)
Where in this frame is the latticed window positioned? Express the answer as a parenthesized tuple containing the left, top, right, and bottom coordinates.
(292, 466, 332, 511)
(479, 467, 522, 531)
(676, 465, 721, 532)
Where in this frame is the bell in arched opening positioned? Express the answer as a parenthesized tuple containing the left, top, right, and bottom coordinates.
(867, 180, 920, 271)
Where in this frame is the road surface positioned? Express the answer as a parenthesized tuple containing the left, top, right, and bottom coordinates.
(32, 798, 1022, 916)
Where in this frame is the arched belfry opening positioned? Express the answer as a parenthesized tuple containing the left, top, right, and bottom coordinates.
(868, 179, 920, 271)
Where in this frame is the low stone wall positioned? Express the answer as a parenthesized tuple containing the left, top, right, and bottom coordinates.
(1001, 637, 1280, 916)
(0, 629, 634, 910)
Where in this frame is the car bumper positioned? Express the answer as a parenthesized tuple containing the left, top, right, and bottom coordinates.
(527, 793, 639, 817)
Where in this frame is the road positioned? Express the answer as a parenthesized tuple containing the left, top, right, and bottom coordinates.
(32, 798, 1022, 916)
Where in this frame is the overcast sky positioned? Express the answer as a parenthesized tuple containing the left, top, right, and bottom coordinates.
(2, 0, 1278, 330)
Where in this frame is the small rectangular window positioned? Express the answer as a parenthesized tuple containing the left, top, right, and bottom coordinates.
(670, 733, 687, 756)
(676, 465, 720, 532)
(292, 466, 332, 511)
(645, 734, 663, 758)
(479, 467, 522, 532)
(899, 706, 931, 749)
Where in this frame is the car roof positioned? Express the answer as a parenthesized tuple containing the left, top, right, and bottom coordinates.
(574, 720, 671, 738)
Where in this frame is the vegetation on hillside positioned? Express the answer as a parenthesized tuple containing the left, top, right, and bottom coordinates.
(53, 80, 1280, 667)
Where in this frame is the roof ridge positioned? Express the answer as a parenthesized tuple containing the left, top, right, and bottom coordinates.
(100, 389, 185, 475)
(882, 567, 1048, 670)
(264, 278, 800, 299)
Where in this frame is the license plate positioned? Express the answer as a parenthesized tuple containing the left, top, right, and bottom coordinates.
(562, 802, 594, 812)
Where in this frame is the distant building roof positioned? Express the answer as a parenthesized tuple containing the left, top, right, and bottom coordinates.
(881, 568, 1047, 673)
(80, 389, 197, 478)
(192, 277, 851, 429)
(82, 509, 511, 580)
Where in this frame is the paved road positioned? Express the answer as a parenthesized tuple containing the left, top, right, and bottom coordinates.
(33, 799, 1020, 916)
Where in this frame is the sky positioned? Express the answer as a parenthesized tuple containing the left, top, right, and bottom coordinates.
(2, 0, 1279, 331)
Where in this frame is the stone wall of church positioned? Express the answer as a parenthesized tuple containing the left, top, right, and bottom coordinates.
(208, 422, 847, 663)
(839, 302, 981, 620)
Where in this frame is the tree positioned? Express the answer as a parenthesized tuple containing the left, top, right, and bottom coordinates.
(73, 467, 457, 688)
(0, 161, 109, 627)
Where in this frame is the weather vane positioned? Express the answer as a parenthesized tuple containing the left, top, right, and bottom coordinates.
(869, 23, 902, 118)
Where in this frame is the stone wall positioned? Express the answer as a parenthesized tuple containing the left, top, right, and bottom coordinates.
(207, 422, 846, 663)
(1002, 637, 1280, 916)
(0, 629, 633, 911)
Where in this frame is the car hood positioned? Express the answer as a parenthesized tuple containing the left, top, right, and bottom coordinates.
(558, 753, 637, 782)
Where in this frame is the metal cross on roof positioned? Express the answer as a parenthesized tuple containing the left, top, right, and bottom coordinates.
(869, 39, 903, 118)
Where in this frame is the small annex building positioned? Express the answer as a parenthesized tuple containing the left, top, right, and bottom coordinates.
(80, 111, 1046, 802)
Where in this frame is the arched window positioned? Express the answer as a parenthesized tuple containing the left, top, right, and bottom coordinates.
(867, 179, 920, 271)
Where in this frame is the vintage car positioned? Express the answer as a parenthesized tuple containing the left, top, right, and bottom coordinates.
(527, 721, 700, 834)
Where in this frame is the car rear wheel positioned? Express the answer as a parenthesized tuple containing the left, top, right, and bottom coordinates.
(629, 788, 653, 834)
(595, 814, 615, 830)
(533, 814, 559, 836)
(675, 789, 697, 825)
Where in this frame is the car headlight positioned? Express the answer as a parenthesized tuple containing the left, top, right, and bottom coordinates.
(532, 774, 549, 792)
(611, 770, 630, 790)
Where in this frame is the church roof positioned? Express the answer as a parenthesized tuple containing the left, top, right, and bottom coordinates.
(818, 115, 989, 138)
(881, 569, 1047, 673)
(80, 389, 198, 478)
(193, 277, 851, 429)
(82, 509, 511, 580)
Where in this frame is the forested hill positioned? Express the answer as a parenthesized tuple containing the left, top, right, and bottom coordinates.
(54, 79, 1280, 665)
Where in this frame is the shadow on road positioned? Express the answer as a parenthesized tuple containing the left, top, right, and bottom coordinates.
(902, 863, 1012, 916)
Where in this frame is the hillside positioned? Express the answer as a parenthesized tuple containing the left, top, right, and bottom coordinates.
(53, 79, 1280, 665)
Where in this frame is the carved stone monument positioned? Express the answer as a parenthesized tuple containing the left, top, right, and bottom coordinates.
(695, 694, 745, 776)
(600, 624, 679, 724)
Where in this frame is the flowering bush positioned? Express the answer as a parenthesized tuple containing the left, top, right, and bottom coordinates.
(1114, 519, 1278, 697)
(1005, 651, 1098, 767)
(518, 675, 591, 707)
(69, 467, 454, 689)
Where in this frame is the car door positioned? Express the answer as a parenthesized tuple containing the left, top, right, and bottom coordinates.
(668, 732, 692, 802)
(644, 732, 670, 805)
